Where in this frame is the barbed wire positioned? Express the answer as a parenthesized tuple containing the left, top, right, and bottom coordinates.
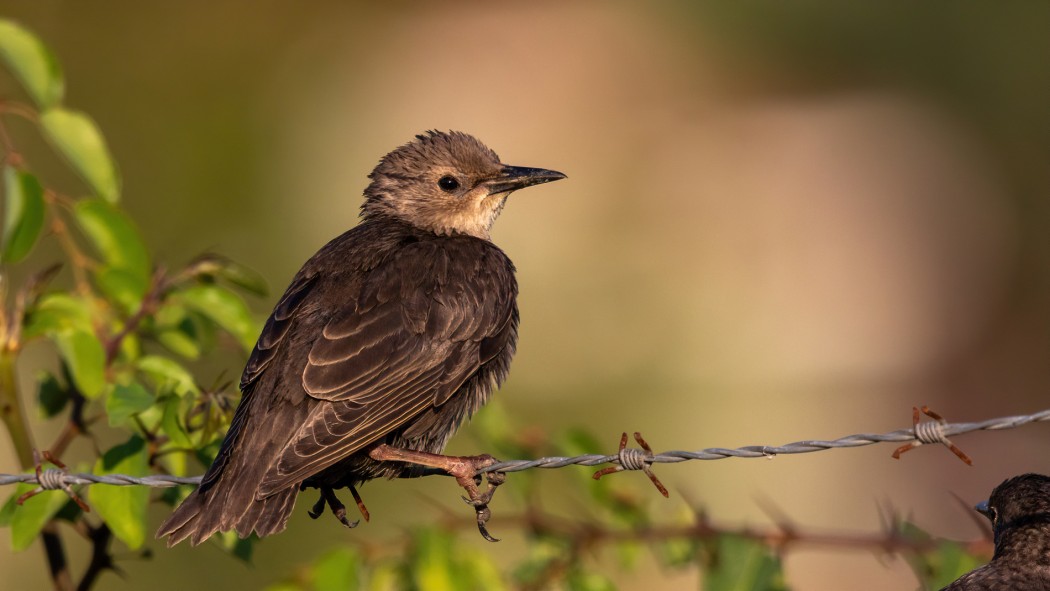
(2, 406, 1048, 496)
(483, 405, 1050, 473)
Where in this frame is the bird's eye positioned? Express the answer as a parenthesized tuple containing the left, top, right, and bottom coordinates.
(438, 176, 460, 192)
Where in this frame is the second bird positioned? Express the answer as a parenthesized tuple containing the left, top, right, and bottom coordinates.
(157, 130, 565, 546)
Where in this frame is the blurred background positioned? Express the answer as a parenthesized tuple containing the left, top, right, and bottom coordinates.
(1, 1, 1049, 589)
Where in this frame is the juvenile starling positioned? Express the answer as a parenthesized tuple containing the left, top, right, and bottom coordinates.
(941, 473, 1050, 590)
(157, 131, 565, 546)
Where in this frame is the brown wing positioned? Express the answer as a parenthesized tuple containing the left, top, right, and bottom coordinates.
(200, 273, 318, 491)
(241, 273, 317, 393)
(257, 240, 515, 495)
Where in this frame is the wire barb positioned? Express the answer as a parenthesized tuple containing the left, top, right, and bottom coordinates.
(593, 432, 670, 498)
(892, 406, 973, 466)
(15, 449, 91, 513)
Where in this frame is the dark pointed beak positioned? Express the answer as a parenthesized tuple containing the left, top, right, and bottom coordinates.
(975, 500, 991, 519)
(486, 165, 567, 195)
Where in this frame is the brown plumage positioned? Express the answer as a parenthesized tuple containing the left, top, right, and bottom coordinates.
(157, 131, 565, 546)
(941, 473, 1050, 590)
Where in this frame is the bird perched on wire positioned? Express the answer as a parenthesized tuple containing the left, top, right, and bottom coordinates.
(157, 131, 565, 546)
(941, 473, 1050, 590)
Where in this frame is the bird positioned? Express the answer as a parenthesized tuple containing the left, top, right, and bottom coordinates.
(941, 473, 1050, 590)
(157, 130, 565, 546)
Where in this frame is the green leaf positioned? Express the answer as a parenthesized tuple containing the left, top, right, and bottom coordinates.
(54, 328, 106, 399)
(182, 255, 269, 297)
(409, 529, 462, 591)
(217, 530, 255, 563)
(615, 539, 643, 571)
(36, 371, 70, 418)
(2, 484, 70, 551)
(137, 355, 198, 396)
(156, 328, 201, 359)
(906, 536, 987, 590)
(312, 547, 362, 591)
(2, 167, 46, 263)
(925, 542, 985, 589)
(560, 428, 605, 456)
(105, 382, 153, 426)
(220, 262, 268, 297)
(367, 562, 401, 591)
(0, 488, 16, 527)
(52, 498, 84, 523)
(703, 535, 788, 591)
(154, 304, 203, 359)
(565, 570, 617, 591)
(74, 199, 148, 280)
(23, 293, 93, 338)
(195, 439, 222, 468)
(91, 436, 148, 549)
(514, 537, 572, 586)
(0, 20, 64, 108)
(460, 550, 505, 591)
(96, 267, 148, 313)
(560, 428, 619, 505)
(177, 284, 258, 351)
(40, 108, 120, 202)
(159, 395, 193, 448)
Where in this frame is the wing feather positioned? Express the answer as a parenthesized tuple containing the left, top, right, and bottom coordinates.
(256, 240, 515, 496)
(241, 274, 317, 392)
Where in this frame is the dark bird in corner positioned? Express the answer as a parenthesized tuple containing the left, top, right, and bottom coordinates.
(941, 473, 1050, 590)
(157, 131, 565, 546)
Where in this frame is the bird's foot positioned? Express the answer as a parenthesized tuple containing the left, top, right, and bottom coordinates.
(453, 455, 505, 543)
(307, 487, 362, 528)
(369, 445, 507, 542)
(348, 485, 371, 523)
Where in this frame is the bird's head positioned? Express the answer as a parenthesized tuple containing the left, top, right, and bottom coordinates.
(362, 130, 565, 239)
(977, 473, 1050, 547)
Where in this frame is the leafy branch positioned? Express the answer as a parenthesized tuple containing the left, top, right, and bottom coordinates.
(0, 18, 265, 590)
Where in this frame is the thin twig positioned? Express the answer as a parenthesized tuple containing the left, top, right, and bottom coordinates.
(42, 193, 94, 298)
(103, 268, 166, 366)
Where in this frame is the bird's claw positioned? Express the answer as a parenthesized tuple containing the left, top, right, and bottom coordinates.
(475, 505, 498, 542)
(332, 504, 359, 529)
(309, 487, 362, 528)
(308, 494, 326, 520)
(453, 454, 505, 543)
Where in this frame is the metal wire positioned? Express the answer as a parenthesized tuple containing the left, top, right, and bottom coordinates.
(1, 407, 1048, 489)
(0, 472, 202, 487)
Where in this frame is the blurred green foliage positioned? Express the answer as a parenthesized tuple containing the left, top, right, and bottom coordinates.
(0, 18, 996, 591)
(0, 15, 261, 571)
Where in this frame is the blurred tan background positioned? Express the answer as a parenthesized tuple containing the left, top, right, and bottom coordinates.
(1, 1, 1049, 589)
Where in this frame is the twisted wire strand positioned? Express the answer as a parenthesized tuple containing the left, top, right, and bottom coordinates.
(0, 473, 202, 487)
(1, 407, 1048, 488)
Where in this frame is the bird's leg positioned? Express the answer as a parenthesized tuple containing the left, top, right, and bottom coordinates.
(307, 487, 359, 528)
(348, 485, 370, 523)
(369, 444, 506, 542)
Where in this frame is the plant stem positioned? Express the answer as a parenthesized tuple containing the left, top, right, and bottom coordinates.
(0, 352, 34, 467)
(0, 352, 74, 591)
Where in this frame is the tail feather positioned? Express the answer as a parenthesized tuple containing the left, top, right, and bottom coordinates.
(238, 486, 298, 538)
(157, 382, 314, 546)
(157, 481, 299, 547)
